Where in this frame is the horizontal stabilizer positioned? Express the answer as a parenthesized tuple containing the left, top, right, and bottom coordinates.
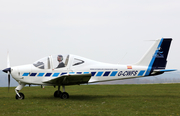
(153, 69, 177, 72)
(151, 69, 176, 76)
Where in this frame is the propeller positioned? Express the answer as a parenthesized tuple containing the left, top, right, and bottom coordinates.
(2, 51, 11, 92)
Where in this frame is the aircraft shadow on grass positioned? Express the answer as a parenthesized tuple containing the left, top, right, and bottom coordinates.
(27, 94, 180, 101)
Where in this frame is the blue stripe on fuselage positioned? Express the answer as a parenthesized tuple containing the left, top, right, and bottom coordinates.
(38, 73, 45, 77)
(22, 73, 29, 76)
(138, 70, 145, 76)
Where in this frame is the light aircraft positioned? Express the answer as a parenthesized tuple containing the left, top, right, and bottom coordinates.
(2, 38, 175, 100)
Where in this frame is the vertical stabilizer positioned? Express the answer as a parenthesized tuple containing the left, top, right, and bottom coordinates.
(135, 38, 172, 75)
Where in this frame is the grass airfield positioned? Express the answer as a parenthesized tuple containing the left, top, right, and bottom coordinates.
(0, 84, 180, 116)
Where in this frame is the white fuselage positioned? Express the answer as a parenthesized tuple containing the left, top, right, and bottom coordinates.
(10, 54, 148, 86)
(3, 38, 173, 100)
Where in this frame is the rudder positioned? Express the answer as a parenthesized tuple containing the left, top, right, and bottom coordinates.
(151, 38, 172, 70)
(145, 38, 172, 76)
(135, 38, 172, 76)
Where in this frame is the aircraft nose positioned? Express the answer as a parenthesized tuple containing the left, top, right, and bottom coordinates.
(16, 64, 32, 74)
(2, 68, 11, 73)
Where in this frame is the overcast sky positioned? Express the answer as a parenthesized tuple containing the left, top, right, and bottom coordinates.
(0, 0, 180, 70)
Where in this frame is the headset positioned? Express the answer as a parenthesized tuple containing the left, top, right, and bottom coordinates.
(58, 55, 63, 61)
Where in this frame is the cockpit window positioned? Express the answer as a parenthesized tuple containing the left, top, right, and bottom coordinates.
(33, 54, 69, 69)
(72, 58, 84, 66)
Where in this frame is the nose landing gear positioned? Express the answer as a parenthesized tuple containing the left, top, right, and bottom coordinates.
(15, 84, 25, 100)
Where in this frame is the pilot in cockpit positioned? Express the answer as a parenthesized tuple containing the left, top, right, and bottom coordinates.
(56, 55, 65, 68)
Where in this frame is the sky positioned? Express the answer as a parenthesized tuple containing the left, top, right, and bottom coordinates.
(0, 0, 180, 70)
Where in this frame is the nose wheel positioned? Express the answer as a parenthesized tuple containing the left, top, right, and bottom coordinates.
(15, 92, 25, 100)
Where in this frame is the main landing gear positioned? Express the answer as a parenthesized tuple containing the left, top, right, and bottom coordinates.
(54, 85, 69, 99)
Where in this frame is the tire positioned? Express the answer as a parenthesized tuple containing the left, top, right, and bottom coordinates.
(54, 90, 62, 97)
(60, 92, 69, 99)
(15, 92, 25, 100)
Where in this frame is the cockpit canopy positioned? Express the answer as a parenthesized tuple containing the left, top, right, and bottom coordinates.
(33, 54, 69, 69)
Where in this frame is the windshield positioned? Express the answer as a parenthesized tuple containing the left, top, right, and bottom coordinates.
(33, 54, 69, 69)
(33, 57, 51, 69)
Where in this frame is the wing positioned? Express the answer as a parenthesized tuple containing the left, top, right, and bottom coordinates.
(42, 74, 91, 85)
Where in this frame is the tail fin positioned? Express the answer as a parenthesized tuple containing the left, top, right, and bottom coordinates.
(135, 38, 172, 75)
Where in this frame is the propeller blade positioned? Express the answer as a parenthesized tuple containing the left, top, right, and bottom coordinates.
(3, 68, 11, 92)
(2, 51, 11, 92)
(7, 51, 10, 68)
(8, 72, 10, 92)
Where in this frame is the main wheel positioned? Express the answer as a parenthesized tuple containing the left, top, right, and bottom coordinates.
(60, 92, 69, 99)
(15, 92, 25, 100)
(54, 90, 62, 97)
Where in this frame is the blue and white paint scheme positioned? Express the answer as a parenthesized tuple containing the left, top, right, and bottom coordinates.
(2, 38, 176, 99)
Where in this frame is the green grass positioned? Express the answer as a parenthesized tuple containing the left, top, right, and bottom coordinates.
(0, 84, 180, 116)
